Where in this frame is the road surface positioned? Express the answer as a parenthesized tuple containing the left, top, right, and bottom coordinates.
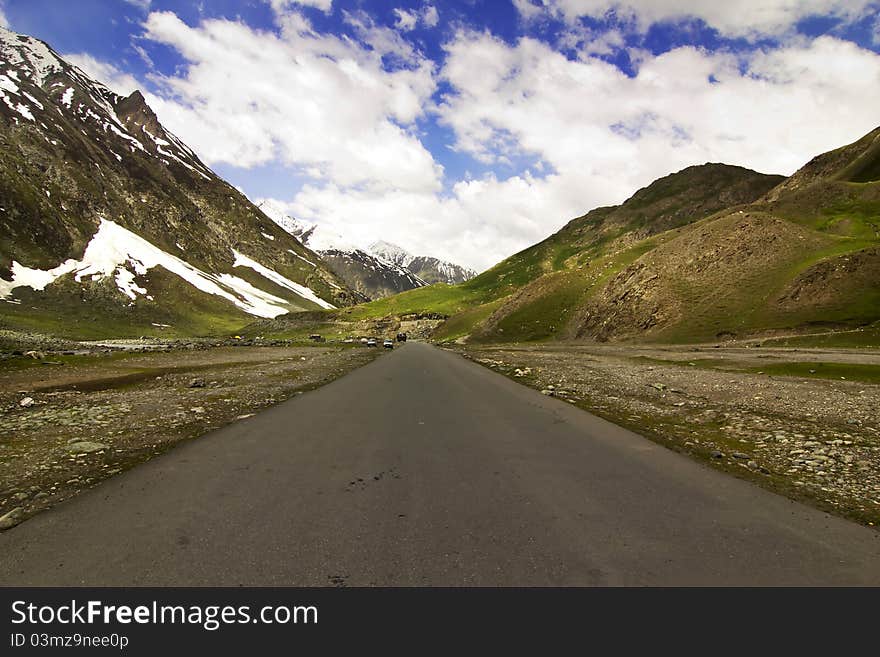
(1, 342, 878, 585)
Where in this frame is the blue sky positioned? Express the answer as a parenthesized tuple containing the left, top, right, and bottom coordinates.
(2, 0, 879, 268)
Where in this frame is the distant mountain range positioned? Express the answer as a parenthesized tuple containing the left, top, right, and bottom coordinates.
(257, 200, 476, 300)
(0, 27, 358, 338)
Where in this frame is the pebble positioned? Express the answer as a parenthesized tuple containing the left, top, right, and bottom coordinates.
(0, 507, 24, 531)
(67, 441, 109, 454)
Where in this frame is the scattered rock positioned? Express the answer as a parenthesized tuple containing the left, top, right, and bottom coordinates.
(19, 397, 35, 408)
(188, 378, 206, 388)
(732, 452, 749, 460)
(0, 507, 24, 531)
(67, 441, 109, 454)
(710, 450, 724, 459)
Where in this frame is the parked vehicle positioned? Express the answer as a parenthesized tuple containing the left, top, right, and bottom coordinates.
(383, 339, 394, 349)
(396, 333, 407, 342)
(366, 338, 377, 347)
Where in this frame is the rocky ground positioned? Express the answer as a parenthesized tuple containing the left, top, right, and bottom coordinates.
(0, 343, 381, 530)
(453, 343, 880, 527)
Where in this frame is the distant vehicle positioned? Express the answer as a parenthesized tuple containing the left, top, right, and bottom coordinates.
(396, 333, 407, 342)
(383, 339, 394, 349)
(366, 338, 377, 347)
(360, 337, 369, 344)
(309, 334, 325, 342)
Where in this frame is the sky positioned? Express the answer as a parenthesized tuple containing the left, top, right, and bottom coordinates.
(2, 1, 880, 270)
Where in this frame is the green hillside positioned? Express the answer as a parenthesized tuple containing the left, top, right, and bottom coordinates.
(341, 128, 880, 346)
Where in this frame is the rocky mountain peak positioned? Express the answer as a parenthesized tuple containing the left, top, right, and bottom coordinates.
(114, 89, 163, 136)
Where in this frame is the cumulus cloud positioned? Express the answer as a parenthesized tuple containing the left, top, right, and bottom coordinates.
(141, 10, 439, 193)
(393, 8, 418, 32)
(515, 0, 877, 37)
(440, 30, 880, 184)
(64, 52, 141, 95)
(393, 5, 440, 32)
(423, 5, 440, 28)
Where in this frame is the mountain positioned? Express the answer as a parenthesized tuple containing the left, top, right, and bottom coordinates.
(0, 27, 357, 339)
(347, 131, 879, 344)
(369, 241, 477, 286)
(257, 201, 424, 300)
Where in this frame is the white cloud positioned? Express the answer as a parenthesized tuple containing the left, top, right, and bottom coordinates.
(393, 8, 418, 32)
(0, 2, 9, 28)
(423, 6, 439, 28)
(64, 52, 141, 96)
(516, 0, 877, 37)
(141, 10, 439, 193)
(393, 5, 440, 33)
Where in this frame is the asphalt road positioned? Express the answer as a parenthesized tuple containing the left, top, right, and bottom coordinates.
(1, 342, 878, 585)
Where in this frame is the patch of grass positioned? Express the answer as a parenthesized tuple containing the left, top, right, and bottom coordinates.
(755, 361, 880, 385)
(488, 272, 594, 343)
(343, 284, 481, 320)
(432, 298, 505, 342)
(632, 355, 880, 385)
(760, 326, 880, 348)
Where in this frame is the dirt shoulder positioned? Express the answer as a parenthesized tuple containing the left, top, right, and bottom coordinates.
(452, 343, 880, 527)
(0, 344, 381, 529)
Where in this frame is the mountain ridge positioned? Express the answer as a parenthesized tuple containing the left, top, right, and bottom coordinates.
(0, 26, 356, 338)
(257, 200, 475, 299)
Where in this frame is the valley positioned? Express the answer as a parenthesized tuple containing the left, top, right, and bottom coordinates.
(0, 20, 878, 586)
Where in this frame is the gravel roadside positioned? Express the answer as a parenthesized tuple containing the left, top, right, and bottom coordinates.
(0, 344, 382, 530)
(453, 343, 880, 527)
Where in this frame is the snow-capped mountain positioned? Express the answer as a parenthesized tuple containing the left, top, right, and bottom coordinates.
(369, 241, 477, 285)
(0, 27, 357, 336)
(257, 201, 426, 300)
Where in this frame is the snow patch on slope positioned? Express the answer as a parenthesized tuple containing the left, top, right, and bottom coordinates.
(0, 28, 63, 84)
(257, 200, 357, 253)
(0, 219, 332, 317)
(232, 250, 335, 309)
